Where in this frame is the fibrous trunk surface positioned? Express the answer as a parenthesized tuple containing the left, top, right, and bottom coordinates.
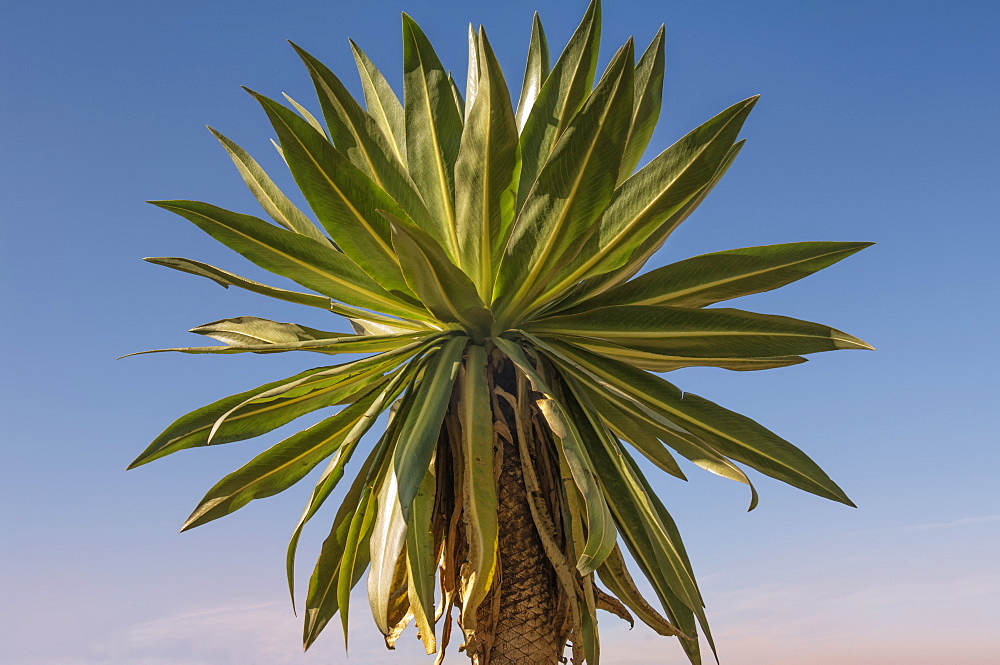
(469, 357, 568, 664)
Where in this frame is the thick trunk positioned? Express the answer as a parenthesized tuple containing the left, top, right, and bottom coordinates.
(468, 355, 569, 664)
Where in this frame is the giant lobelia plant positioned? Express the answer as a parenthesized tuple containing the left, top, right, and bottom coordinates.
(130, 1, 872, 662)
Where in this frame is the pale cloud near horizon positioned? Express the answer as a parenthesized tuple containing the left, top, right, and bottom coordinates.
(19, 565, 998, 665)
(895, 513, 1000, 532)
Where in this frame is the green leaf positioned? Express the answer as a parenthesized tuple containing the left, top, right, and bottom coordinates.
(539, 97, 758, 305)
(572, 241, 875, 311)
(454, 27, 519, 300)
(515, 330, 760, 507)
(288, 359, 422, 613)
(291, 44, 398, 179)
(619, 25, 665, 183)
(597, 545, 688, 637)
(464, 23, 481, 118)
(514, 12, 550, 133)
(301, 466, 373, 649)
(566, 337, 807, 373)
(584, 388, 686, 480)
(349, 39, 407, 166)
(125, 330, 436, 357)
(526, 305, 874, 358)
(549, 341, 856, 506)
(367, 478, 408, 636)
(536, 395, 618, 574)
(405, 459, 438, 654)
(516, 0, 601, 211)
(292, 44, 439, 234)
(143, 257, 332, 309)
(495, 40, 635, 323)
(364, 369, 425, 636)
(334, 487, 377, 644)
(390, 335, 466, 518)
(187, 316, 343, 346)
(563, 140, 745, 308)
(148, 200, 429, 320)
(564, 380, 703, 612)
(352, 332, 465, 643)
(456, 344, 498, 622)
(302, 364, 419, 648)
(401, 13, 464, 258)
(247, 90, 413, 296)
(208, 127, 331, 246)
(147, 257, 428, 331)
(448, 71, 465, 120)
(620, 446, 717, 658)
(388, 215, 494, 335)
(182, 391, 381, 530)
(492, 337, 617, 573)
(129, 338, 434, 467)
(281, 93, 327, 136)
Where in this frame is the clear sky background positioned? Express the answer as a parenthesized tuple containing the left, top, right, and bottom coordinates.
(2, 1, 998, 663)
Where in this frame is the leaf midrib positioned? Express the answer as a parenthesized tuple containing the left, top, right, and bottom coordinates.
(270, 106, 397, 262)
(539, 107, 748, 301)
(169, 204, 421, 318)
(504, 65, 627, 318)
(630, 247, 860, 306)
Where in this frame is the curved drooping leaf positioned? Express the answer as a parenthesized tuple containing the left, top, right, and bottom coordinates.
(349, 39, 407, 166)
(550, 340, 856, 505)
(145, 257, 429, 331)
(526, 305, 873, 359)
(302, 365, 419, 648)
(405, 461, 439, 654)
(182, 391, 382, 530)
(563, 380, 703, 612)
(584, 388, 686, 480)
(619, 25, 665, 183)
(289, 357, 423, 613)
(208, 127, 331, 246)
(148, 200, 429, 320)
(401, 13, 464, 258)
(536, 394, 618, 575)
(390, 336, 467, 518)
(368, 468, 409, 636)
(523, 330, 761, 508)
(597, 545, 687, 637)
(454, 27, 519, 299)
(570, 241, 875, 311)
(129, 338, 436, 467)
(622, 445, 718, 658)
(493, 337, 617, 574)
(456, 344, 498, 623)
(188, 316, 343, 346)
(125, 330, 436, 357)
(301, 469, 372, 648)
(514, 12, 550, 133)
(495, 40, 635, 322)
(143, 257, 332, 309)
(516, 0, 601, 211)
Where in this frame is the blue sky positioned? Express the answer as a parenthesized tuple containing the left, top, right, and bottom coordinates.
(2, 0, 998, 663)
